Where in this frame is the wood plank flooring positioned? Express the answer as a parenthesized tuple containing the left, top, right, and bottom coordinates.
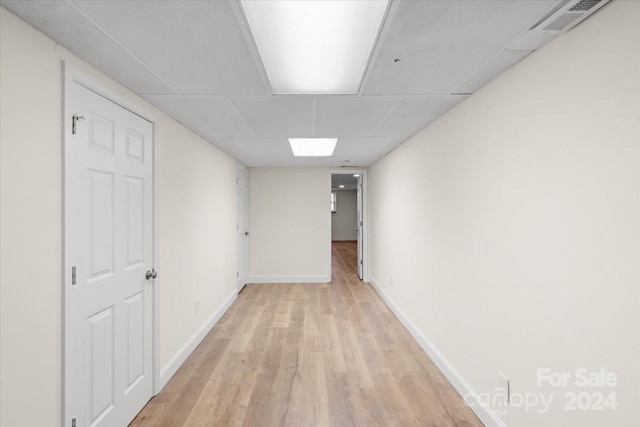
(130, 241, 483, 426)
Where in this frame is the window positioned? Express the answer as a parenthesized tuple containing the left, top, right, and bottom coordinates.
(330, 191, 337, 214)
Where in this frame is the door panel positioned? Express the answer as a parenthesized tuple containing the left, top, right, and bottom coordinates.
(88, 306, 115, 424)
(89, 171, 115, 282)
(125, 291, 145, 392)
(125, 177, 145, 268)
(357, 176, 363, 279)
(237, 166, 249, 291)
(125, 128, 145, 162)
(89, 114, 115, 155)
(65, 80, 154, 427)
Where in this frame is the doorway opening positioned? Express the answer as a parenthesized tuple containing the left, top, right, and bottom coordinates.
(236, 163, 249, 293)
(63, 64, 158, 427)
(329, 170, 367, 282)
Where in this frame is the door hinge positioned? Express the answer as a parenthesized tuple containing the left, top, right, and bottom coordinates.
(71, 418, 76, 427)
(360, 260, 363, 265)
(71, 266, 77, 285)
(72, 114, 85, 135)
(360, 221, 363, 226)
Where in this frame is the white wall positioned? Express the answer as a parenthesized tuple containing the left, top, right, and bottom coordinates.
(157, 114, 237, 382)
(249, 168, 330, 282)
(332, 190, 358, 241)
(0, 8, 237, 427)
(368, 2, 640, 426)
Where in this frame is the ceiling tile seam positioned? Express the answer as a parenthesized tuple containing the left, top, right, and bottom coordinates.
(65, 0, 182, 96)
(357, 0, 400, 95)
(447, 1, 560, 95)
(229, 0, 273, 95)
(226, 96, 258, 138)
(368, 95, 404, 137)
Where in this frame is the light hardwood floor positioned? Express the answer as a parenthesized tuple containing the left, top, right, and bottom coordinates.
(131, 241, 483, 426)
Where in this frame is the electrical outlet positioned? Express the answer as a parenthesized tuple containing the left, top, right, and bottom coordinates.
(498, 372, 510, 404)
(195, 299, 200, 314)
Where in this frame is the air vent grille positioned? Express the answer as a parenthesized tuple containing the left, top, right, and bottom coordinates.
(511, 0, 610, 50)
(543, 12, 582, 31)
(569, 0, 602, 12)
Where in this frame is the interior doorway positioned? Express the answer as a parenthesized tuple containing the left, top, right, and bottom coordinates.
(330, 170, 367, 281)
(236, 163, 249, 292)
(64, 65, 157, 427)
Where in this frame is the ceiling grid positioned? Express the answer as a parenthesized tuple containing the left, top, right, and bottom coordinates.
(1, 0, 594, 167)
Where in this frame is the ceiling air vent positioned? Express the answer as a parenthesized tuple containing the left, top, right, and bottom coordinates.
(543, 13, 582, 31)
(569, 0, 603, 12)
(508, 0, 610, 50)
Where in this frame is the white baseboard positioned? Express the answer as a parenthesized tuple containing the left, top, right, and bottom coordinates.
(237, 275, 247, 290)
(247, 274, 331, 284)
(158, 291, 237, 390)
(369, 277, 505, 427)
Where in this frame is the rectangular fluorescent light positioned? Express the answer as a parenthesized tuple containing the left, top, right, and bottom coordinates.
(241, 0, 389, 94)
(288, 138, 338, 157)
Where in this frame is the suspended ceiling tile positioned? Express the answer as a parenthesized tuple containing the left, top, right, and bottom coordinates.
(333, 137, 399, 164)
(73, 0, 268, 95)
(208, 137, 333, 167)
(373, 95, 467, 138)
(2, 0, 564, 167)
(453, 48, 534, 94)
(1, 1, 175, 95)
(314, 96, 400, 137)
(208, 137, 399, 168)
(362, 0, 555, 95)
(208, 138, 291, 167)
(229, 96, 314, 138)
(144, 96, 255, 137)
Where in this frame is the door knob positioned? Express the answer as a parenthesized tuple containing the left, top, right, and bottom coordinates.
(145, 269, 158, 280)
(244, 231, 249, 236)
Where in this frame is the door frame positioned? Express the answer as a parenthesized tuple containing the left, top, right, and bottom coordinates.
(329, 169, 369, 282)
(236, 162, 249, 292)
(62, 62, 161, 426)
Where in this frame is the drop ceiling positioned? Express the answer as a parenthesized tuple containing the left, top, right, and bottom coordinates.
(1, 0, 564, 167)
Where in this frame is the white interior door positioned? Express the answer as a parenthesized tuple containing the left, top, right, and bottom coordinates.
(357, 176, 363, 279)
(65, 80, 154, 427)
(236, 165, 249, 291)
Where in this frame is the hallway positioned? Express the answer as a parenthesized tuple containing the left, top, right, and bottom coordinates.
(131, 242, 482, 426)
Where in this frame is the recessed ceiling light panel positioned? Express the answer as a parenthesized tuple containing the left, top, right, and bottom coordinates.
(288, 138, 338, 157)
(241, 0, 389, 94)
